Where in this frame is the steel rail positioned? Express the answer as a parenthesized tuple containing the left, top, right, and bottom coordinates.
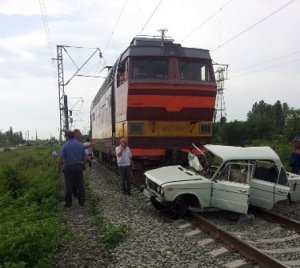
(191, 214, 289, 268)
(253, 207, 300, 233)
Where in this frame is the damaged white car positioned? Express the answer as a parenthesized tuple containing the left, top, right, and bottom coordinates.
(143, 144, 300, 219)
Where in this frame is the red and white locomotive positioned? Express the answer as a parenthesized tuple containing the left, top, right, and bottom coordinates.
(90, 35, 217, 173)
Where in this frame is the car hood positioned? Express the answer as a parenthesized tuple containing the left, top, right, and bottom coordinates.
(145, 165, 207, 185)
(287, 172, 300, 182)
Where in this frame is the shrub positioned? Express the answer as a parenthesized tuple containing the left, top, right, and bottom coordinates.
(0, 145, 64, 267)
(0, 165, 27, 198)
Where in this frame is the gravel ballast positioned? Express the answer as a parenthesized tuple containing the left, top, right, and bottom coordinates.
(53, 162, 253, 268)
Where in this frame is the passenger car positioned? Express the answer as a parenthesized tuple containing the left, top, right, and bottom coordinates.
(143, 144, 300, 218)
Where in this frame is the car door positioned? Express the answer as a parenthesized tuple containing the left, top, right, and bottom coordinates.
(210, 163, 250, 214)
(249, 160, 288, 209)
(274, 167, 290, 204)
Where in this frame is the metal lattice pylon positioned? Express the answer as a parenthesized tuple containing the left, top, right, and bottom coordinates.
(55, 45, 102, 143)
(214, 65, 228, 123)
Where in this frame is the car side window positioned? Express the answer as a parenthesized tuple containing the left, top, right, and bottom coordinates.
(217, 162, 251, 184)
(278, 167, 288, 186)
(229, 164, 248, 184)
(253, 161, 279, 183)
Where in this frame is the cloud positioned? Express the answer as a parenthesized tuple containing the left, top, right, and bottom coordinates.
(0, 0, 79, 17)
(0, 30, 46, 60)
(1, 0, 300, 139)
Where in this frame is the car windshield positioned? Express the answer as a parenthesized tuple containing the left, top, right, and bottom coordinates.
(187, 151, 220, 179)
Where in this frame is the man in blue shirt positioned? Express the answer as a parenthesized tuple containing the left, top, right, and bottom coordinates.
(57, 129, 86, 207)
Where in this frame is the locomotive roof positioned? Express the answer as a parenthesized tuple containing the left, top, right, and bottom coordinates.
(119, 36, 212, 62)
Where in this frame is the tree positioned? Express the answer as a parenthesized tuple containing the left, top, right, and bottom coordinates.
(0, 127, 24, 146)
(213, 121, 247, 146)
(273, 100, 286, 133)
(247, 101, 275, 139)
(284, 108, 300, 140)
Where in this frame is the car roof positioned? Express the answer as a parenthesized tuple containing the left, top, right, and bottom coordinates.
(204, 144, 282, 165)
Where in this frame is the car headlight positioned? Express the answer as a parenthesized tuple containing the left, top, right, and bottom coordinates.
(157, 185, 164, 195)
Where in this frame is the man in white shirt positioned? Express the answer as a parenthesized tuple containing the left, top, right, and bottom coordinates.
(115, 138, 132, 195)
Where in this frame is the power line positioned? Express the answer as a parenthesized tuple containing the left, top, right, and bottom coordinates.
(231, 50, 300, 74)
(39, 0, 58, 86)
(104, 0, 128, 51)
(138, 0, 163, 35)
(38, 0, 55, 60)
(181, 0, 234, 43)
(212, 0, 296, 53)
(231, 58, 300, 79)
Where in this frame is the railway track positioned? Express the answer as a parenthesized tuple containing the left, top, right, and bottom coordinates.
(180, 209, 300, 268)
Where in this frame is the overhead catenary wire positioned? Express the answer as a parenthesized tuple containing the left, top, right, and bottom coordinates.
(212, 0, 296, 53)
(38, 0, 58, 84)
(38, 0, 54, 60)
(138, 0, 163, 35)
(230, 58, 300, 79)
(104, 0, 128, 51)
(181, 0, 234, 43)
(231, 50, 300, 74)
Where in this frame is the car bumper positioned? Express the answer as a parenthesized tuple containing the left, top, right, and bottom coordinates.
(143, 187, 172, 206)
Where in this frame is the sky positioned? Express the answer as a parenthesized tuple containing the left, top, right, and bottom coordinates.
(1, 0, 299, 140)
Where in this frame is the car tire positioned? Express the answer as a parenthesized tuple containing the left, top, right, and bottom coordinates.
(166, 196, 188, 219)
(150, 196, 166, 211)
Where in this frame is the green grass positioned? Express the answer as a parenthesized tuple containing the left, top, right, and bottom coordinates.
(0, 145, 65, 267)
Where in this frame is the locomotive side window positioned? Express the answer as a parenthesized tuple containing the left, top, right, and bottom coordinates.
(179, 60, 212, 81)
(132, 59, 168, 79)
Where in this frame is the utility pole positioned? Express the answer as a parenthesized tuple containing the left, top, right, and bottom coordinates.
(56, 45, 66, 143)
(214, 65, 228, 123)
(54, 45, 102, 143)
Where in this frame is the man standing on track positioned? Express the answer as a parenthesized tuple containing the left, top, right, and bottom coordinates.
(57, 129, 86, 207)
(115, 138, 132, 195)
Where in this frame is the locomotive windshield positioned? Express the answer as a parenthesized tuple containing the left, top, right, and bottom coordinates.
(179, 60, 212, 81)
(132, 59, 168, 79)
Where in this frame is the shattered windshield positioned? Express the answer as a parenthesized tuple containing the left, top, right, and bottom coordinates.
(188, 153, 203, 172)
(187, 151, 221, 179)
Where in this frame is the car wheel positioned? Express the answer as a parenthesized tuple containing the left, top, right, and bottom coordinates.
(150, 196, 166, 211)
(166, 197, 188, 219)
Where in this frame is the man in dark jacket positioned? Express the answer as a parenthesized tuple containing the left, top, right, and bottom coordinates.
(290, 136, 300, 174)
(57, 129, 86, 207)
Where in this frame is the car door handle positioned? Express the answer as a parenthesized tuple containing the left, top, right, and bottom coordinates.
(278, 190, 288, 194)
(239, 189, 247, 193)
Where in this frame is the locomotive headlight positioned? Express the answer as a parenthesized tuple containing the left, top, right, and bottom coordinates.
(128, 122, 144, 135)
